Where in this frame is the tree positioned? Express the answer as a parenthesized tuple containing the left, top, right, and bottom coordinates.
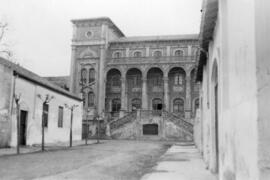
(0, 21, 12, 59)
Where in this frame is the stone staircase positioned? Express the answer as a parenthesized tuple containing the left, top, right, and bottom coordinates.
(108, 110, 193, 141)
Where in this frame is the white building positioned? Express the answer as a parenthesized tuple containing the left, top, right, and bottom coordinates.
(195, 0, 270, 179)
(0, 57, 83, 147)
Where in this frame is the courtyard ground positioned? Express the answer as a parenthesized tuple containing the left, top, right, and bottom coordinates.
(0, 140, 171, 180)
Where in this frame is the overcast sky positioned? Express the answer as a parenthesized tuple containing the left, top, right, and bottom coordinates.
(1, 0, 202, 76)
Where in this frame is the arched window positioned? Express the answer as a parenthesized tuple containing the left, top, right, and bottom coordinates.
(88, 92, 94, 107)
(134, 51, 142, 58)
(174, 73, 183, 85)
(89, 68, 95, 83)
(131, 98, 141, 111)
(153, 51, 162, 57)
(175, 50, 184, 56)
(112, 99, 121, 112)
(81, 68, 87, 84)
(113, 52, 122, 58)
(111, 74, 121, 87)
(173, 98, 184, 113)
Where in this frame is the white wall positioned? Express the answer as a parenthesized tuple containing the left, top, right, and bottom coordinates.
(11, 77, 82, 146)
(199, 0, 260, 179)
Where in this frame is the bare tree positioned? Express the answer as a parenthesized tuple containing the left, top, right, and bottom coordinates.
(0, 21, 12, 59)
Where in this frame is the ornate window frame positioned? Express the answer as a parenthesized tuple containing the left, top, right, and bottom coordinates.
(173, 49, 185, 56)
(133, 51, 143, 58)
(152, 50, 163, 57)
(112, 51, 123, 58)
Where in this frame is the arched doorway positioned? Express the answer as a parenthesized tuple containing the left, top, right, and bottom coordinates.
(105, 69, 122, 117)
(126, 68, 142, 111)
(147, 67, 164, 110)
(173, 98, 185, 117)
(131, 98, 141, 111)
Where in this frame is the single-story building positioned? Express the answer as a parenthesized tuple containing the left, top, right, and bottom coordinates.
(0, 57, 82, 147)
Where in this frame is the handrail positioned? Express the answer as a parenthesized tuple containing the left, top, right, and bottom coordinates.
(162, 110, 193, 134)
(109, 111, 137, 130)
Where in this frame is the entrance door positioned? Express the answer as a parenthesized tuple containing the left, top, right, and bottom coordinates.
(143, 124, 158, 135)
(152, 98, 162, 116)
(20, 110, 27, 146)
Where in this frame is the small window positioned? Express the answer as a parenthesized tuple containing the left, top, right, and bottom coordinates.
(89, 68, 95, 83)
(82, 92, 86, 106)
(43, 103, 49, 128)
(85, 31, 92, 38)
(113, 52, 122, 58)
(58, 106, 64, 128)
(175, 50, 184, 56)
(88, 92, 94, 107)
(153, 51, 162, 57)
(134, 51, 142, 58)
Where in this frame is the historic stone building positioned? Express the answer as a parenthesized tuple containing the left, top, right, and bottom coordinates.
(70, 17, 199, 140)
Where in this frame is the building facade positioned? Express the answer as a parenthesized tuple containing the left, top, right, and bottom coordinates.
(0, 57, 82, 147)
(195, 0, 270, 179)
(70, 17, 200, 140)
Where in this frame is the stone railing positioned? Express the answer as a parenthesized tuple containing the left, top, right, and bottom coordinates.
(107, 56, 197, 65)
(162, 110, 193, 134)
(109, 111, 137, 130)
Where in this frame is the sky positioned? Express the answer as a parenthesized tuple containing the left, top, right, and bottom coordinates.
(0, 0, 202, 76)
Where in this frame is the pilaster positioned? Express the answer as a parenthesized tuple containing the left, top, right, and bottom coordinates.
(185, 74, 192, 118)
(164, 76, 169, 111)
(142, 77, 148, 110)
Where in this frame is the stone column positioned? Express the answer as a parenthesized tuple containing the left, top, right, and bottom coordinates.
(98, 44, 106, 114)
(146, 47, 150, 57)
(142, 77, 148, 110)
(120, 77, 127, 117)
(166, 46, 171, 56)
(185, 74, 192, 118)
(164, 75, 169, 111)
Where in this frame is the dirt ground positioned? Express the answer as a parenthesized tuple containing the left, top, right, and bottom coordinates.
(0, 140, 172, 180)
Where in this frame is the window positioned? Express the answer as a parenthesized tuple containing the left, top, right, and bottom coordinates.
(85, 31, 93, 38)
(58, 106, 64, 128)
(89, 68, 95, 83)
(112, 99, 121, 112)
(174, 73, 183, 85)
(134, 51, 142, 58)
(113, 52, 122, 58)
(173, 99, 184, 113)
(152, 98, 163, 110)
(111, 75, 121, 87)
(43, 103, 49, 128)
(88, 92, 94, 107)
(175, 50, 184, 56)
(81, 68, 87, 84)
(151, 74, 163, 87)
(153, 51, 162, 57)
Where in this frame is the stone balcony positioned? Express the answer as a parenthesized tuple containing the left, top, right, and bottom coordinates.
(106, 55, 197, 65)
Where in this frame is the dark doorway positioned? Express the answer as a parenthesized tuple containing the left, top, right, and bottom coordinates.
(152, 98, 162, 110)
(20, 110, 27, 146)
(143, 124, 158, 135)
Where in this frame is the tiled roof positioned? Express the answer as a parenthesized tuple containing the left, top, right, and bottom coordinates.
(0, 57, 81, 101)
(110, 34, 199, 43)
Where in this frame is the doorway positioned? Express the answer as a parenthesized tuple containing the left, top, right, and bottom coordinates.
(143, 124, 158, 135)
(152, 98, 163, 110)
(20, 110, 27, 146)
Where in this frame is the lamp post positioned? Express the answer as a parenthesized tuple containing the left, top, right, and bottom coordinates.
(65, 104, 79, 147)
(37, 94, 54, 151)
